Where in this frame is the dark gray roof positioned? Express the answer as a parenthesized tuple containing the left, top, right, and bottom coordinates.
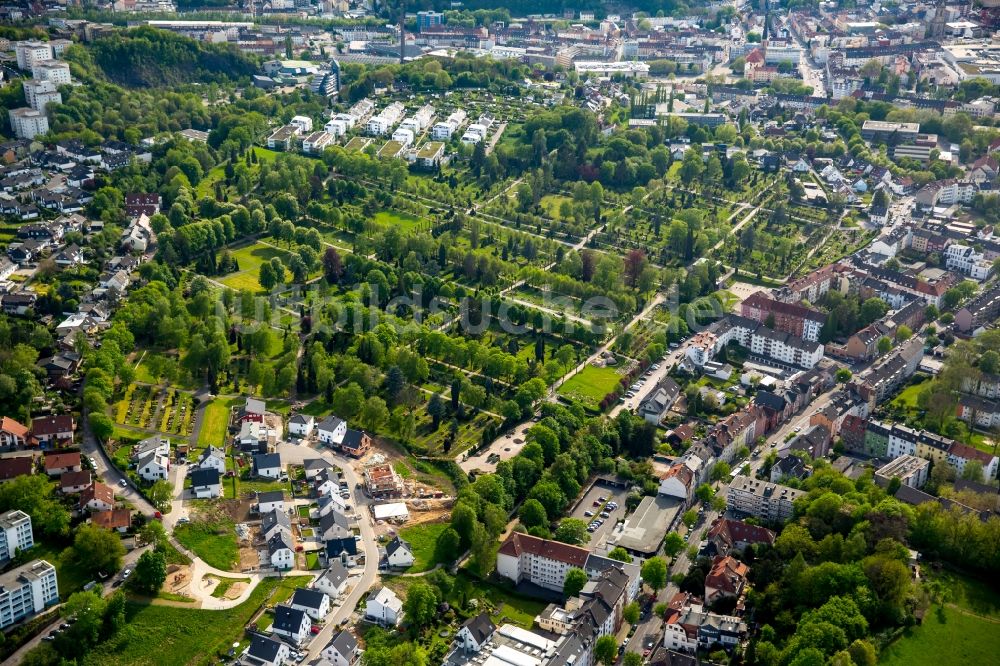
(262, 508, 291, 534)
(189, 467, 220, 487)
(328, 630, 358, 659)
(325, 537, 358, 557)
(322, 560, 349, 587)
(268, 531, 293, 554)
(291, 587, 327, 610)
(385, 536, 411, 557)
(304, 457, 332, 471)
(342, 429, 366, 447)
(254, 452, 281, 471)
(248, 635, 284, 662)
(273, 605, 308, 633)
(460, 612, 495, 645)
(258, 490, 285, 504)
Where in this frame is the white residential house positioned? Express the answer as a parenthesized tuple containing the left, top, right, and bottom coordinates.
(317, 416, 347, 446)
(455, 613, 496, 653)
(272, 605, 312, 644)
(385, 536, 415, 568)
(246, 635, 290, 666)
(136, 449, 169, 482)
(258, 490, 286, 514)
(290, 115, 314, 133)
(365, 587, 402, 626)
(288, 414, 315, 438)
(290, 587, 331, 620)
(196, 446, 226, 474)
(0, 510, 33, 562)
(313, 561, 349, 598)
(322, 631, 361, 666)
(253, 453, 282, 479)
(189, 468, 222, 499)
(391, 128, 414, 148)
(268, 531, 294, 570)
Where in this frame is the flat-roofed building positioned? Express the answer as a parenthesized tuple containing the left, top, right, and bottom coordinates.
(0, 559, 58, 629)
(726, 475, 805, 522)
(875, 454, 929, 489)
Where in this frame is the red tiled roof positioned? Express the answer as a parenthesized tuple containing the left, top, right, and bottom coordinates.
(1, 417, 28, 438)
(497, 532, 589, 567)
(81, 482, 113, 508)
(44, 451, 80, 471)
(705, 556, 748, 596)
(948, 441, 996, 465)
(60, 470, 91, 490)
(707, 518, 776, 548)
(31, 415, 74, 437)
(0, 456, 33, 480)
(92, 509, 131, 530)
(660, 463, 693, 488)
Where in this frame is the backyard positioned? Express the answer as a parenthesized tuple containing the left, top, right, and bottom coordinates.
(880, 572, 1000, 665)
(398, 522, 449, 573)
(557, 364, 623, 411)
(197, 398, 235, 448)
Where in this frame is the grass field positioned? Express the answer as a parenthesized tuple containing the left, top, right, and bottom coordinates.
(174, 518, 239, 571)
(880, 572, 1000, 665)
(78, 576, 309, 666)
(539, 194, 574, 220)
(197, 398, 234, 448)
(557, 364, 622, 411)
(217, 242, 293, 292)
(209, 576, 250, 598)
(399, 522, 448, 573)
(374, 210, 423, 232)
(892, 377, 933, 409)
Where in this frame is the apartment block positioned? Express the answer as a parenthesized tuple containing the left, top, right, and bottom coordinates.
(739, 292, 825, 342)
(0, 510, 32, 562)
(496, 532, 589, 592)
(14, 41, 52, 71)
(0, 560, 58, 629)
(23, 80, 61, 113)
(874, 455, 929, 489)
(726, 475, 805, 523)
(8, 108, 48, 139)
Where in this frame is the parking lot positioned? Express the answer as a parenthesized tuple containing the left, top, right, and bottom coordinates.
(567, 482, 631, 549)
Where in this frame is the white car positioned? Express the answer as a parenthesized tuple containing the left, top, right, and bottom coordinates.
(118, 479, 127, 488)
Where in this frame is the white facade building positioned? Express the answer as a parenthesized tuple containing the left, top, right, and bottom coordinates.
(0, 510, 33, 562)
(9, 108, 48, 139)
(32, 60, 71, 85)
(15, 41, 52, 71)
(0, 560, 58, 629)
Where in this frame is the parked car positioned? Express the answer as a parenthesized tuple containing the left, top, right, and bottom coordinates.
(584, 510, 593, 517)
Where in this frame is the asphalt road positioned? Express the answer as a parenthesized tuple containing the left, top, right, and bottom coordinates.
(272, 440, 379, 662)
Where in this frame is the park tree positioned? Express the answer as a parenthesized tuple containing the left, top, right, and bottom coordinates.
(149, 480, 172, 509)
(434, 527, 461, 564)
(563, 567, 588, 598)
(641, 556, 668, 592)
(428, 393, 446, 429)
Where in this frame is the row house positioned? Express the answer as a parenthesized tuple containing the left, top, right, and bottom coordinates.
(955, 284, 1000, 333)
(851, 337, 924, 406)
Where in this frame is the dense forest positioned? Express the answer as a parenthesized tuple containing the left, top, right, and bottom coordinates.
(70, 26, 259, 88)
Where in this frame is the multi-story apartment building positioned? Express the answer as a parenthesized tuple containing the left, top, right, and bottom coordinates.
(14, 41, 52, 71)
(714, 316, 824, 369)
(663, 593, 747, 654)
(8, 108, 48, 139)
(32, 60, 71, 85)
(0, 510, 32, 562)
(955, 284, 1000, 333)
(875, 455, 929, 489)
(21, 80, 61, 113)
(496, 533, 589, 592)
(860, 120, 920, 144)
(0, 560, 58, 629)
(726, 475, 805, 523)
(739, 292, 825, 341)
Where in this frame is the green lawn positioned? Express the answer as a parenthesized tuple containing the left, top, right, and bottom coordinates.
(374, 210, 423, 232)
(557, 364, 623, 411)
(892, 377, 933, 409)
(305, 552, 320, 570)
(217, 242, 293, 292)
(174, 518, 239, 571)
(77, 576, 310, 666)
(399, 522, 448, 573)
(539, 194, 574, 220)
(197, 398, 235, 448)
(210, 576, 250, 598)
(880, 571, 1000, 665)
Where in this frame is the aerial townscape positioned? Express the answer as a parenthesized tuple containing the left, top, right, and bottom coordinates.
(0, 0, 999, 665)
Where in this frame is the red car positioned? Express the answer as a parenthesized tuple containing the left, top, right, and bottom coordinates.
(153, 511, 162, 520)
(310, 625, 321, 634)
